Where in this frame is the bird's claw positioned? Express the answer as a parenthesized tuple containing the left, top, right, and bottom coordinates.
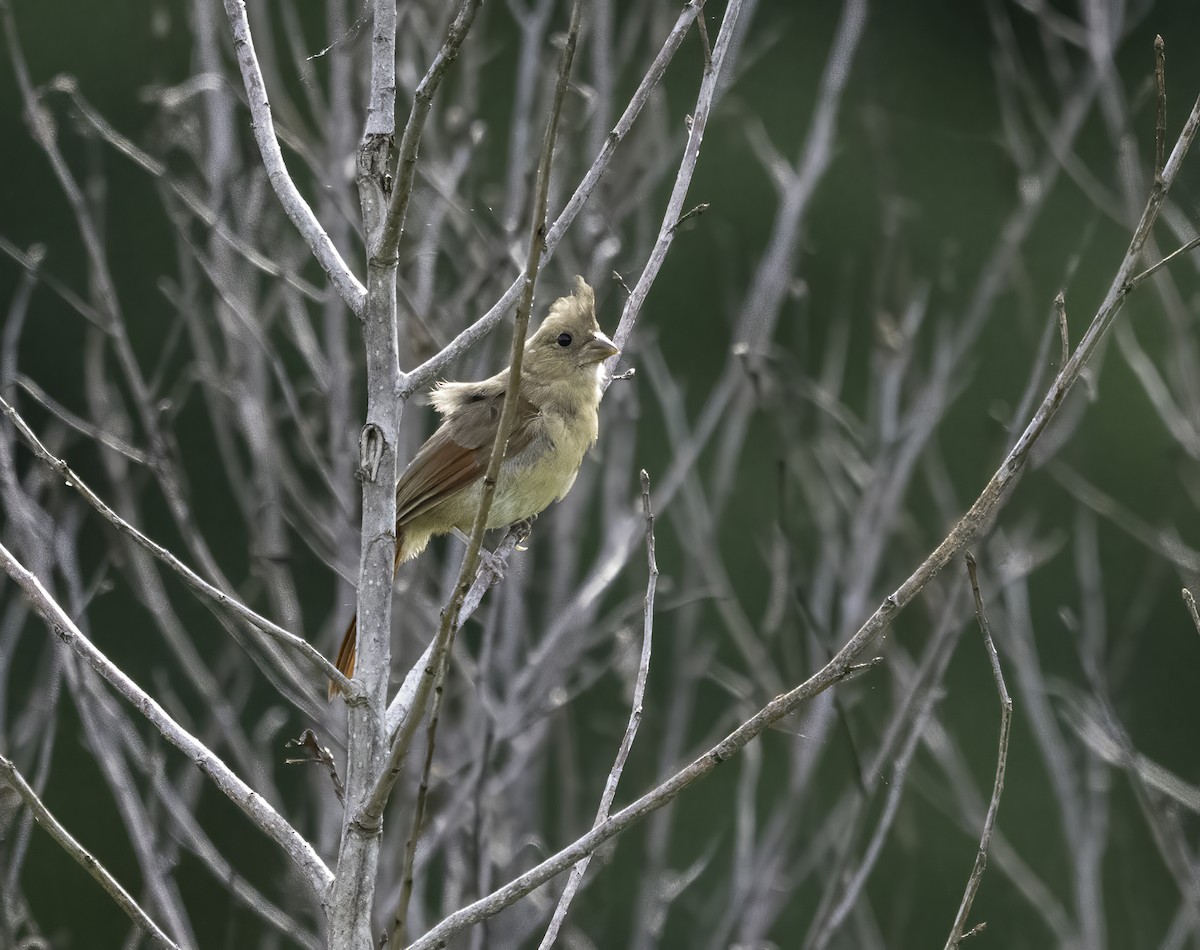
(512, 515, 537, 551)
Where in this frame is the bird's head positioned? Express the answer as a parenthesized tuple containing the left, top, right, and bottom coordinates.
(525, 276, 619, 375)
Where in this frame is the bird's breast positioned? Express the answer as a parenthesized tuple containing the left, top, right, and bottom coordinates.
(484, 403, 598, 526)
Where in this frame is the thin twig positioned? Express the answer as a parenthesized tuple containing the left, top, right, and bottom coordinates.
(1155, 35, 1166, 180)
(285, 729, 345, 805)
(538, 470, 658, 949)
(405, 86, 1200, 950)
(1054, 291, 1068, 369)
(0, 395, 349, 692)
(220, 0, 367, 313)
(945, 555, 1013, 949)
(695, 3, 713, 72)
(669, 202, 710, 232)
(1126, 234, 1200, 289)
(0, 541, 334, 899)
(0, 755, 182, 950)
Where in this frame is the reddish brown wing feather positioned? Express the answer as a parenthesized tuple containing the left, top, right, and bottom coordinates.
(328, 391, 540, 699)
(395, 390, 540, 526)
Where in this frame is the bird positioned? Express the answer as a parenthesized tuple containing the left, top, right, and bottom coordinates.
(329, 276, 619, 698)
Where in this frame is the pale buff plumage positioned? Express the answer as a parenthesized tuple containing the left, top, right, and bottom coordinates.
(330, 277, 617, 696)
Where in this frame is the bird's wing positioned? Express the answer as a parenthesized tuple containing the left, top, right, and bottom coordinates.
(396, 390, 540, 526)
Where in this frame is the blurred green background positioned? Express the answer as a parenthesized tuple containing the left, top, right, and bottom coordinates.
(3, 0, 1200, 947)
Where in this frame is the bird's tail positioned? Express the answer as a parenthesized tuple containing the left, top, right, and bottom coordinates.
(328, 528, 405, 700)
(328, 612, 358, 701)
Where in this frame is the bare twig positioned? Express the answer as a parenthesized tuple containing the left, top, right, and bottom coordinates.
(1055, 291, 1069, 369)
(1155, 35, 1166, 179)
(945, 555, 1013, 949)
(285, 729, 345, 805)
(537, 470, 658, 949)
(0, 755, 181, 950)
(695, 3, 713, 72)
(1126, 234, 1200, 289)
(669, 202, 710, 232)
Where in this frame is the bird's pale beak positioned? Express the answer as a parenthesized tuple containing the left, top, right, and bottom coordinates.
(581, 331, 620, 365)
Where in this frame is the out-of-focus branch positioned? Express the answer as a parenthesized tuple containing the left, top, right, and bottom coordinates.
(0, 395, 348, 693)
(0, 755, 181, 950)
(0, 541, 334, 899)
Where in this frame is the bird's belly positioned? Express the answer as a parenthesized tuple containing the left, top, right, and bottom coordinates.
(487, 449, 581, 526)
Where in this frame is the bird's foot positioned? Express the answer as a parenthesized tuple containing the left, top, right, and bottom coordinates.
(477, 545, 508, 578)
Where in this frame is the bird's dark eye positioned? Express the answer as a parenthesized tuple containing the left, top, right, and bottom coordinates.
(556, 332, 573, 347)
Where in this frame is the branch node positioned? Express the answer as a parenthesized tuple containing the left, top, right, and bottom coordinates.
(358, 423, 386, 482)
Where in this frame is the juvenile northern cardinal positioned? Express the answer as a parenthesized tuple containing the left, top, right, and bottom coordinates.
(330, 277, 619, 698)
